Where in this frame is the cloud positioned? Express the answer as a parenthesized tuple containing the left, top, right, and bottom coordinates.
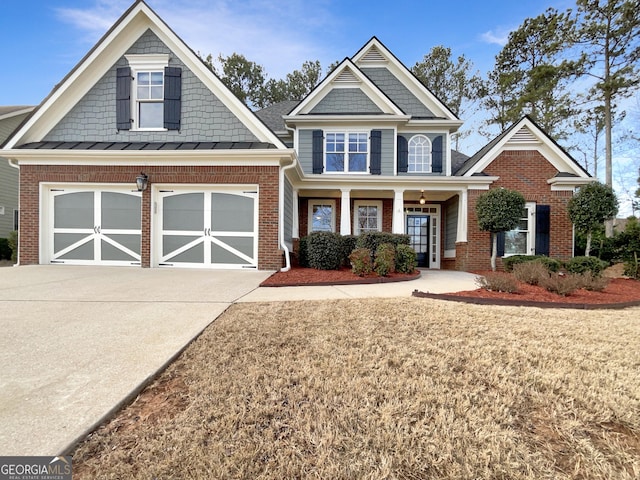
(53, 0, 338, 80)
(480, 28, 511, 47)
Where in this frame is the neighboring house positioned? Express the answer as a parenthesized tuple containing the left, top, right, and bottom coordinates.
(0, 106, 33, 239)
(0, 1, 592, 272)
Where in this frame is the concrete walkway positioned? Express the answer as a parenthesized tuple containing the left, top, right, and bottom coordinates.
(0, 266, 477, 456)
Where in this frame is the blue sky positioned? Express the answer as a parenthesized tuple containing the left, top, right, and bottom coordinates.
(1, 0, 574, 108)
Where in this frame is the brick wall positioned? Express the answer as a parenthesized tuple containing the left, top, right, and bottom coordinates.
(19, 164, 282, 270)
(457, 150, 574, 271)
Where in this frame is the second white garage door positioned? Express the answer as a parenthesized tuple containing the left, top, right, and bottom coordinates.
(154, 186, 258, 269)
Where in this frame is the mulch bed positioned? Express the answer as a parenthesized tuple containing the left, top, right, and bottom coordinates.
(260, 267, 420, 287)
(262, 267, 640, 309)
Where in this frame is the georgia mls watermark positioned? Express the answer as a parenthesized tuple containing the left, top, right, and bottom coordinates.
(0, 456, 72, 480)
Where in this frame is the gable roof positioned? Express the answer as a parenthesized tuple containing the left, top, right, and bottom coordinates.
(455, 116, 591, 179)
(3, 0, 285, 150)
(352, 37, 461, 123)
(255, 100, 300, 133)
(287, 58, 406, 118)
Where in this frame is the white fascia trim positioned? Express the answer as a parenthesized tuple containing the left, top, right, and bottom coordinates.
(6, 3, 287, 150)
(406, 119, 464, 130)
(290, 59, 404, 116)
(0, 107, 34, 122)
(353, 39, 459, 122)
(292, 174, 498, 191)
(3, 149, 296, 167)
(283, 116, 411, 128)
(548, 176, 595, 191)
(464, 118, 590, 178)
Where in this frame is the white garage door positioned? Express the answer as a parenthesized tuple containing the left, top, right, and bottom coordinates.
(48, 187, 142, 265)
(155, 187, 258, 269)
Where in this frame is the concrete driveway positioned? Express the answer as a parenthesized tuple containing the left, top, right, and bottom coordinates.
(0, 265, 271, 456)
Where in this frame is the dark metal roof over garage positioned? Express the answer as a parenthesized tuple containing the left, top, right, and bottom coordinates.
(18, 141, 278, 150)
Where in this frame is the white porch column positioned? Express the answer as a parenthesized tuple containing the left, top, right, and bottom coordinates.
(392, 189, 405, 234)
(292, 189, 299, 238)
(340, 189, 351, 235)
(456, 189, 468, 243)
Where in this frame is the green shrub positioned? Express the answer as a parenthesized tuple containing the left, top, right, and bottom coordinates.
(0, 238, 11, 261)
(349, 248, 373, 276)
(540, 273, 582, 296)
(503, 255, 561, 273)
(374, 243, 395, 277)
(307, 231, 343, 270)
(565, 256, 608, 277)
(341, 235, 358, 267)
(297, 236, 309, 268)
(395, 244, 417, 274)
(614, 217, 640, 279)
(7, 231, 17, 263)
(356, 232, 409, 259)
(475, 273, 519, 293)
(512, 261, 550, 286)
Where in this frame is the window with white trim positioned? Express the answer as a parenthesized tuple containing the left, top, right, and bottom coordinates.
(354, 201, 382, 234)
(125, 54, 169, 131)
(408, 135, 432, 173)
(308, 200, 336, 232)
(325, 132, 368, 173)
(504, 203, 536, 256)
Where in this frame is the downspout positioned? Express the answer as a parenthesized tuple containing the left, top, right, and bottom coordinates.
(279, 154, 297, 272)
(7, 158, 20, 266)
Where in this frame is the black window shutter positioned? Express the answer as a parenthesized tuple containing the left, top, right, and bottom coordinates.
(535, 205, 551, 256)
(164, 67, 182, 130)
(312, 130, 324, 174)
(432, 135, 443, 173)
(397, 135, 408, 173)
(495, 231, 505, 257)
(370, 130, 382, 175)
(116, 67, 131, 130)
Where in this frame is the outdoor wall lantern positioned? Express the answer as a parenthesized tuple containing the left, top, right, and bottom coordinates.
(136, 172, 149, 192)
(419, 190, 426, 205)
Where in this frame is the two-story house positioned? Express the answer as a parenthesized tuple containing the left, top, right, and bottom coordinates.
(0, 1, 592, 272)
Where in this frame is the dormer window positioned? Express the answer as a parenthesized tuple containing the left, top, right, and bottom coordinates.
(117, 54, 181, 132)
(136, 71, 164, 129)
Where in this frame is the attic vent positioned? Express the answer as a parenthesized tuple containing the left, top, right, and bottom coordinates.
(334, 69, 359, 83)
(360, 46, 386, 63)
(508, 126, 539, 144)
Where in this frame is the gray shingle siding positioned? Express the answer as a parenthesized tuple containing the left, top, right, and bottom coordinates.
(310, 89, 383, 114)
(0, 112, 29, 237)
(360, 67, 434, 118)
(444, 197, 458, 251)
(298, 128, 393, 175)
(44, 29, 259, 143)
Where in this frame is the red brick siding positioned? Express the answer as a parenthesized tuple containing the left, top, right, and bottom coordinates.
(457, 150, 574, 271)
(19, 164, 282, 270)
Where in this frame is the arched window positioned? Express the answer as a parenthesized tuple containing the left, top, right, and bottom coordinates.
(408, 135, 432, 173)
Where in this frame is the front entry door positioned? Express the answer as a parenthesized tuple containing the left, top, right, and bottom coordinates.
(407, 215, 430, 267)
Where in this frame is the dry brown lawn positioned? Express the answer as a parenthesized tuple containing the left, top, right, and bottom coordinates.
(73, 298, 640, 479)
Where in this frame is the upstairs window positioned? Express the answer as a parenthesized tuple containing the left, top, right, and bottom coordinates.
(325, 132, 368, 173)
(118, 54, 181, 132)
(408, 135, 432, 173)
(136, 71, 164, 129)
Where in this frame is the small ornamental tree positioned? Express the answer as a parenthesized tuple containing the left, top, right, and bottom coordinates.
(476, 188, 526, 271)
(567, 182, 618, 257)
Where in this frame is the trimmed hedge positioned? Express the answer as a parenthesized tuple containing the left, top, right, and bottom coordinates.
(307, 231, 343, 270)
(356, 232, 410, 259)
(349, 248, 373, 276)
(0, 238, 11, 261)
(374, 243, 395, 277)
(395, 244, 417, 274)
(341, 235, 358, 267)
(297, 236, 309, 268)
(7, 231, 17, 263)
(565, 256, 608, 277)
(502, 255, 562, 273)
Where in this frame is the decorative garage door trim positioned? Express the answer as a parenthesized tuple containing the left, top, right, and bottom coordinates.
(43, 185, 142, 266)
(152, 185, 259, 269)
